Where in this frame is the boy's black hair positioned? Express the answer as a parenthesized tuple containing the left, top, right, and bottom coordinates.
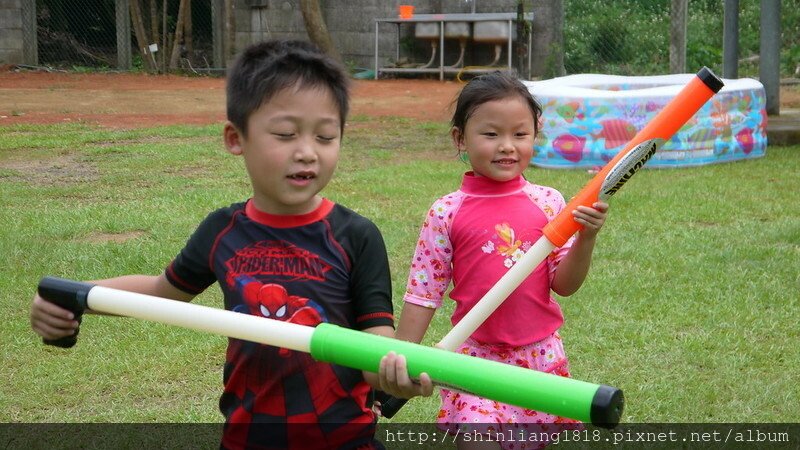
(451, 71, 542, 136)
(226, 39, 350, 136)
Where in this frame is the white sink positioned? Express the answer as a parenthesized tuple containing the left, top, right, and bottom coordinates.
(473, 21, 515, 43)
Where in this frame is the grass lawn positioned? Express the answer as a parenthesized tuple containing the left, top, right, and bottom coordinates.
(1, 116, 798, 426)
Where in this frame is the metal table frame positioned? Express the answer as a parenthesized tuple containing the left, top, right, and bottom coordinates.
(374, 13, 534, 81)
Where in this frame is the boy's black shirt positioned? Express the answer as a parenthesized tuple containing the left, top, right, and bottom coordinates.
(166, 199, 394, 449)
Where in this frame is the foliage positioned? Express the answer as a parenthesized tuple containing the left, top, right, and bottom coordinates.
(589, 5, 631, 64)
(565, 0, 668, 75)
(565, 0, 800, 76)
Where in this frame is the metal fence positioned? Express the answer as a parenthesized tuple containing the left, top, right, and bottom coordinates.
(17, 0, 800, 77)
(27, 0, 217, 72)
(563, 0, 800, 78)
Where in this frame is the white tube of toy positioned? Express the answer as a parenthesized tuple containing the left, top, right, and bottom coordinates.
(87, 286, 314, 352)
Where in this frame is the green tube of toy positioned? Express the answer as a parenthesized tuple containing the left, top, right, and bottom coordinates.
(37, 277, 623, 427)
(311, 323, 623, 426)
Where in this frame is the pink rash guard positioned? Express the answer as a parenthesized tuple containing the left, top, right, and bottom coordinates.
(403, 172, 575, 346)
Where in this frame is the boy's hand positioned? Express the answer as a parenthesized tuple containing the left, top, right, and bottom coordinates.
(377, 351, 434, 401)
(572, 201, 609, 239)
(31, 293, 80, 341)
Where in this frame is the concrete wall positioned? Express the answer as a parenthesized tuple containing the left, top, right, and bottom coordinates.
(233, 0, 396, 69)
(0, 0, 23, 64)
(234, 0, 559, 78)
(0, 0, 36, 66)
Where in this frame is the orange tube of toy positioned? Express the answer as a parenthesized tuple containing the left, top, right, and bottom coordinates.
(542, 67, 724, 247)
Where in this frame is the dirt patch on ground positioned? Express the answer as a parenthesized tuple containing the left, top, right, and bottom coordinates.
(781, 82, 800, 109)
(0, 153, 98, 185)
(0, 70, 462, 129)
(0, 68, 797, 130)
(84, 230, 148, 243)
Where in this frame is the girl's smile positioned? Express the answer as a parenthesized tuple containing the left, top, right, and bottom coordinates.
(452, 96, 536, 182)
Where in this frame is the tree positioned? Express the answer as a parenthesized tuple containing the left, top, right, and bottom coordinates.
(224, 0, 235, 64)
(299, 0, 341, 62)
(130, 0, 157, 71)
(169, 0, 190, 68)
(149, 0, 159, 45)
(669, 0, 688, 73)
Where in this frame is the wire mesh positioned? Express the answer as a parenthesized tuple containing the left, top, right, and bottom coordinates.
(31, 0, 216, 72)
(563, 0, 800, 77)
(16, 0, 800, 77)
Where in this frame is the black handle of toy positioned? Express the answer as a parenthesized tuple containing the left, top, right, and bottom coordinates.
(379, 396, 408, 419)
(38, 276, 94, 348)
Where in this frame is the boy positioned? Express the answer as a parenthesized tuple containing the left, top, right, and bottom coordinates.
(30, 39, 430, 449)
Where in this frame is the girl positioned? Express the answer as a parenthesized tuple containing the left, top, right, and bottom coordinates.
(395, 72, 609, 449)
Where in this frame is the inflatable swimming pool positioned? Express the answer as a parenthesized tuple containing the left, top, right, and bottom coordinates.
(526, 73, 766, 168)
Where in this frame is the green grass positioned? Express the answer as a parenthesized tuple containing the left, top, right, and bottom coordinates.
(1, 117, 798, 426)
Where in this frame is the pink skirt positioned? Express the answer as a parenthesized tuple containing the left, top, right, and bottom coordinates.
(436, 332, 581, 449)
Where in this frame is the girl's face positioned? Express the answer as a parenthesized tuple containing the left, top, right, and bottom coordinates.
(224, 83, 342, 215)
(452, 96, 536, 182)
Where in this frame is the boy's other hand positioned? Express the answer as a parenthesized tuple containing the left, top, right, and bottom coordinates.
(31, 294, 79, 340)
(378, 351, 434, 400)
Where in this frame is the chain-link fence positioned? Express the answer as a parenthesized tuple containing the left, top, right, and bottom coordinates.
(35, 1, 116, 68)
(29, 0, 217, 72)
(16, 0, 800, 77)
(563, 0, 800, 78)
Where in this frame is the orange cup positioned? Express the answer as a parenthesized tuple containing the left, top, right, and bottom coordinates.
(399, 5, 414, 19)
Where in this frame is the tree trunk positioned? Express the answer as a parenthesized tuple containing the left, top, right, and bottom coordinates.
(149, 0, 159, 45)
(669, 0, 687, 74)
(130, 0, 157, 71)
(161, 0, 167, 70)
(185, 0, 193, 59)
(515, 1, 531, 79)
(722, 0, 739, 78)
(551, 0, 565, 77)
(224, 0, 235, 64)
(169, 0, 190, 69)
(759, 0, 781, 115)
(299, 0, 342, 63)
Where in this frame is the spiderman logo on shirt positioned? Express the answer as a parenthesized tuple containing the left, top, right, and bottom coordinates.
(233, 274, 327, 356)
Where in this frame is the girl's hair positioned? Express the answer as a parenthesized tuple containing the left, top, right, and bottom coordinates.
(226, 39, 350, 137)
(451, 71, 542, 135)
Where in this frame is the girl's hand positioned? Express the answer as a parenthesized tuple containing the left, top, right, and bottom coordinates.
(572, 201, 609, 238)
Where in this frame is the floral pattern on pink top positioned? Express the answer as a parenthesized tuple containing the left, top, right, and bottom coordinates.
(482, 222, 529, 268)
(404, 180, 575, 311)
(406, 192, 461, 308)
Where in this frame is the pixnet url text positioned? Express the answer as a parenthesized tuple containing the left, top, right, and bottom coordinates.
(384, 428, 791, 446)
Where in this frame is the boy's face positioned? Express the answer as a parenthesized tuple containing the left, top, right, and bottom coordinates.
(225, 83, 342, 215)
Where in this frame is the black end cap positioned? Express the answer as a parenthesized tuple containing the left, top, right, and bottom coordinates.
(697, 66, 724, 93)
(590, 385, 624, 428)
